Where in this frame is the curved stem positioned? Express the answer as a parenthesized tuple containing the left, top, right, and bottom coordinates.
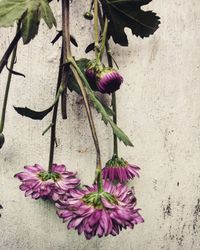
(94, 0, 100, 63)
(48, 49, 63, 171)
(98, 8, 118, 157)
(62, 0, 102, 192)
(68, 59, 103, 192)
(0, 29, 21, 74)
(99, 17, 108, 61)
(0, 23, 20, 133)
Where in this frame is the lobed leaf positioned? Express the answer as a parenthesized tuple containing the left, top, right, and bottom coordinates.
(0, 0, 56, 44)
(101, 0, 160, 46)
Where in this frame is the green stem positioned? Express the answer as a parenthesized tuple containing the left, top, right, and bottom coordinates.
(48, 49, 63, 171)
(0, 29, 21, 74)
(98, 8, 118, 157)
(68, 58, 102, 167)
(62, 0, 103, 192)
(94, 0, 100, 63)
(112, 92, 118, 156)
(0, 23, 20, 134)
(99, 18, 108, 61)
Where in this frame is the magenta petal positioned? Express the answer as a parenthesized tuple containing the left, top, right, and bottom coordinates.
(56, 180, 143, 239)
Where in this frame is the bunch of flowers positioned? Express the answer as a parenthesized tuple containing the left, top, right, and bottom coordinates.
(0, 0, 160, 240)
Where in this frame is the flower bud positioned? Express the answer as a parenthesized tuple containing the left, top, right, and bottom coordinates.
(86, 61, 123, 94)
(0, 133, 5, 149)
(96, 68, 123, 94)
(102, 154, 140, 183)
(84, 12, 93, 20)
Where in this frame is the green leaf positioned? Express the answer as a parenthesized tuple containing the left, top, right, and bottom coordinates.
(21, 1, 40, 44)
(0, 0, 56, 44)
(68, 58, 133, 147)
(0, 0, 26, 27)
(101, 0, 160, 46)
(40, 0, 56, 28)
(14, 105, 54, 120)
(87, 90, 133, 146)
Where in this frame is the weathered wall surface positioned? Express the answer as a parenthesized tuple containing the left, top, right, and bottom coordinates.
(0, 0, 200, 249)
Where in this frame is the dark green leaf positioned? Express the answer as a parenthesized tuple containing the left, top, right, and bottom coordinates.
(70, 35, 78, 47)
(21, 2, 40, 44)
(101, 0, 160, 46)
(40, 0, 56, 29)
(14, 105, 54, 120)
(85, 42, 95, 53)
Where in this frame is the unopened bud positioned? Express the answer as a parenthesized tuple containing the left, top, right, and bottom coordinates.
(84, 12, 93, 20)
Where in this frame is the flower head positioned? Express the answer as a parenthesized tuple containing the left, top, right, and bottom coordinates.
(14, 164, 80, 200)
(96, 68, 123, 94)
(57, 181, 143, 239)
(102, 155, 140, 183)
(85, 61, 123, 94)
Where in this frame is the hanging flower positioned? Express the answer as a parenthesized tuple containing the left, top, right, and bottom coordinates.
(49, 164, 80, 201)
(14, 164, 80, 200)
(102, 155, 140, 183)
(57, 181, 144, 239)
(96, 68, 123, 94)
(85, 61, 123, 94)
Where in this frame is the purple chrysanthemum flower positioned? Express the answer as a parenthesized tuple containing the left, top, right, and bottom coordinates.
(85, 61, 123, 94)
(14, 164, 80, 200)
(96, 68, 123, 94)
(49, 164, 80, 201)
(57, 181, 144, 239)
(102, 155, 140, 183)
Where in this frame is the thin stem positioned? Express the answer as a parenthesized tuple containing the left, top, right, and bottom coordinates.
(112, 93, 118, 156)
(62, 0, 102, 192)
(61, 65, 68, 119)
(98, 8, 118, 156)
(0, 29, 21, 74)
(0, 23, 20, 133)
(68, 59, 103, 193)
(90, 0, 94, 12)
(99, 17, 108, 61)
(48, 49, 63, 171)
(94, 0, 100, 62)
(68, 58, 101, 168)
(61, 0, 71, 120)
(42, 122, 54, 136)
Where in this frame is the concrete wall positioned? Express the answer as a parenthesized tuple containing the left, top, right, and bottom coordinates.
(0, 0, 200, 249)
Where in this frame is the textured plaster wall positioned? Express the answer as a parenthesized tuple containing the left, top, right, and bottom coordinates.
(0, 0, 200, 250)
